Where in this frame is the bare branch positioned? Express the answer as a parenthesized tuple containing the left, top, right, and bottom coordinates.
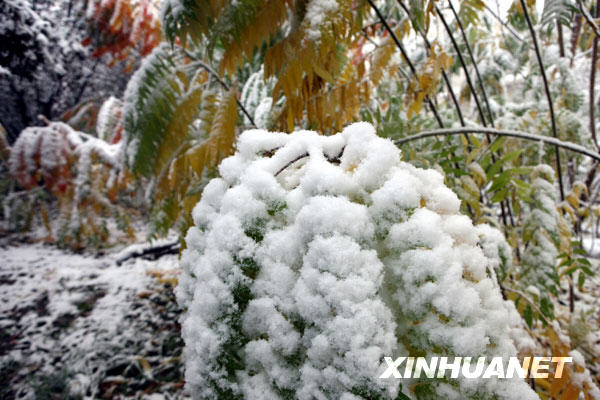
(396, 0, 467, 132)
(520, 0, 565, 201)
(590, 0, 600, 151)
(578, 0, 600, 38)
(483, 3, 524, 42)
(448, 0, 495, 127)
(367, 0, 445, 128)
(182, 47, 257, 128)
(395, 127, 600, 162)
(436, 4, 487, 127)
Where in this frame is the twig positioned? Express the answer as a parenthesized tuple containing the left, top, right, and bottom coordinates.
(436, 4, 487, 127)
(116, 240, 180, 266)
(590, 0, 600, 151)
(396, 0, 467, 132)
(571, 13, 583, 66)
(557, 20, 566, 58)
(274, 153, 309, 176)
(483, 3, 524, 42)
(274, 147, 345, 177)
(448, 0, 495, 127)
(578, 0, 600, 38)
(520, 0, 566, 201)
(182, 48, 257, 128)
(448, 1, 518, 228)
(502, 286, 546, 320)
(395, 127, 600, 161)
(367, 0, 445, 128)
(437, 3, 513, 226)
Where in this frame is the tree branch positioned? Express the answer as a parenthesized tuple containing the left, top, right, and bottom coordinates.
(367, 0, 445, 128)
(578, 0, 600, 38)
(182, 47, 257, 128)
(395, 127, 600, 161)
(520, 0, 565, 201)
(448, 0, 495, 127)
(116, 239, 180, 265)
(436, 4, 487, 127)
(396, 0, 467, 132)
(482, 4, 524, 42)
(590, 0, 600, 151)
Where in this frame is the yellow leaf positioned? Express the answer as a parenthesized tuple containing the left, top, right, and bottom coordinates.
(138, 357, 152, 372)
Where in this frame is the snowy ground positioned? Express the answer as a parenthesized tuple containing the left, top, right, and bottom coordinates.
(1, 236, 599, 399)
(0, 240, 187, 399)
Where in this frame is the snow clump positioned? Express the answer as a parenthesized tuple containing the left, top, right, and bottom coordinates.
(177, 122, 539, 400)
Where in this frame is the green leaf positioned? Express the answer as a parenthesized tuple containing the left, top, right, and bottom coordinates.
(540, 296, 554, 319)
(486, 149, 523, 180)
(576, 258, 591, 266)
(581, 265, 594, 276)
(488, 137, 505, 154)
(578, 272, 586, 289)
(562, 265, 578, 275)
(490, 187, 508, 203)
(524, 304, 533, 328)
(540, 0, 574, 29)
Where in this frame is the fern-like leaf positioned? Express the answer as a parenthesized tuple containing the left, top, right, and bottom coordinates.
(185, 89, 238, 178)
(540, 0, 574, 29)
(122, 44, 204, 177)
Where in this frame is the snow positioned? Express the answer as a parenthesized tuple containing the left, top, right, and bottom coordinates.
(7, 120, 122, 208)
(240, 67, 274, 128)
(115, 235, 179, 264)
(569, 350, 600, 398)
(178, 122, 538, 399)
(0, 242, 186, 399)
(521, 165, 561, 296)
(304, 0, 339, 41)
(7, 122, 76, 191)
(476, 224, 513, 283)
(96, 96, 123, 141)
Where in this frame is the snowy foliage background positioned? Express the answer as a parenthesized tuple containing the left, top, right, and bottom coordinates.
(0, 0, 131, 142)
(2, 0, 600, 398)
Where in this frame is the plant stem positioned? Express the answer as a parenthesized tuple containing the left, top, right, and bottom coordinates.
(183, 47, 257, 128)
(396, 126, 600, 161)
(367, 0, 445, 128)
(396, 0, 468, 133)
(571, 12, 583, 66)
(483, 3, 524, 42)
(578, 0, 600, 38)
(437, 3, 511, 226)
(448, 0, 495, 127)
(557, 20, 565, 57)
(520, 0, 566, 201)
(436, 4, 487, 127)
(590, 0, 600, 151)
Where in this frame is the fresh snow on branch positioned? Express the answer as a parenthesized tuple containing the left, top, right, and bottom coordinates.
(178, 122, 538, 399)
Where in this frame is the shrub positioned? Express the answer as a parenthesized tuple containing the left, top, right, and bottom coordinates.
(178, 122, 537, 399)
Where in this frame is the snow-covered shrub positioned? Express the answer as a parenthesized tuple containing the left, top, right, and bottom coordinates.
(475, 224, 513, 285)
(521, 165, 561, 297)
(6, 118, 136, 248)
(8, 122, 79, 193)
(178, 122, 538, 399)
(240, 67, 274, 129)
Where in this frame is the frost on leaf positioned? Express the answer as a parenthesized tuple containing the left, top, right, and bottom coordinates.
(178, 122, 538, 399)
